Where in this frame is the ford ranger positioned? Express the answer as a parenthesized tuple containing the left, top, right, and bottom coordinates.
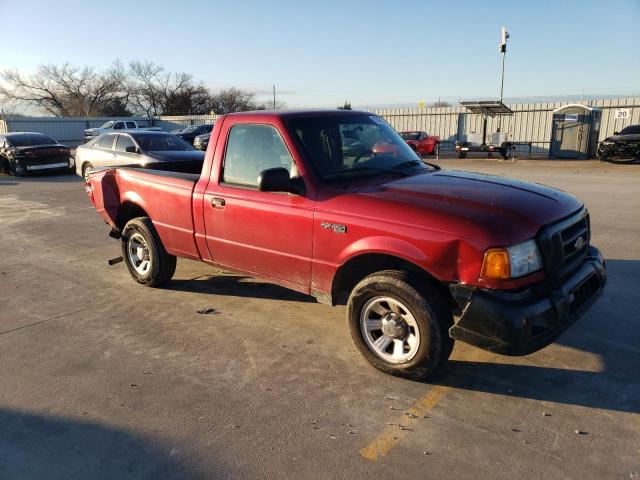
(84, 110, 606, 380)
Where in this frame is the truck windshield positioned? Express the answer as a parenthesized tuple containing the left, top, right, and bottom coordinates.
(133, 133, 194, 151)
(289, 114, 430, 181)
(99, 121, 116, 128)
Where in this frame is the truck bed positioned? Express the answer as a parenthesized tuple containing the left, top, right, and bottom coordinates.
(88, 166, 203, 260)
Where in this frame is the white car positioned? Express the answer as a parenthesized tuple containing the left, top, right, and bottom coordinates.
(83, 120, 162, 140)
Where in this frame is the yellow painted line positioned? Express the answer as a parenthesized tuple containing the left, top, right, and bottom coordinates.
(359, 385, 451, 461)
(360, 348, 488, 461)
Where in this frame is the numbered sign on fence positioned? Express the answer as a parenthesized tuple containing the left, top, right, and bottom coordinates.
(615, 108, 630, 120)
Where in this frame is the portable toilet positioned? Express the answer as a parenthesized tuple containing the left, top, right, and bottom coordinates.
(549, 104, 602, 159)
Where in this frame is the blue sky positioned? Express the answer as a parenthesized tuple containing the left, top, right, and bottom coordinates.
(1, 0, 638, 108)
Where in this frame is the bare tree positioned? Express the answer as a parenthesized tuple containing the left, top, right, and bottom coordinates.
(127, 61, 215, 115)
(0, 62, 130, 116)
(430, 100, 451, 108)
(209, 87, 262, 114)
(1, 60, 266, 117)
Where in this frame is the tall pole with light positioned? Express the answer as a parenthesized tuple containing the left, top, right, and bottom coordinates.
(497, 26, 510, 132)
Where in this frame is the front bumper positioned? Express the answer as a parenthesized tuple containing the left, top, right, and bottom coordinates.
(14, 158, 71, 174)
(449, 246, 606, 355)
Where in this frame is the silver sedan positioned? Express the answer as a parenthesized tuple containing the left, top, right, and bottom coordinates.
(75, 131, 205, 181)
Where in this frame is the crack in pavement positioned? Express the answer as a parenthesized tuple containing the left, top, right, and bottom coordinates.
(0, 308, 88, 336)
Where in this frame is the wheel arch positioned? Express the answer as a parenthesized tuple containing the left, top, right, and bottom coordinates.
(331, 252, 453, 307)
(117, 201, 150, 231)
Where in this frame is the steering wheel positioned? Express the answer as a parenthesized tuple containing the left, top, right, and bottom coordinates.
(353, 149, 374, 164)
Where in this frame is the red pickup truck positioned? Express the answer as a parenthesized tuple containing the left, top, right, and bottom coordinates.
(85, 110, 606, 380)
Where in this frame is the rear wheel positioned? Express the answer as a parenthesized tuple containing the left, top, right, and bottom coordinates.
(458, 151, 467, 159)
(431, 143, 440, 156)
(347, 270, 454, 380)
(121, 217, 176, 287)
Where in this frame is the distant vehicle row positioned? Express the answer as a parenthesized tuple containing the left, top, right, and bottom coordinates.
(75, 131, 205, 181)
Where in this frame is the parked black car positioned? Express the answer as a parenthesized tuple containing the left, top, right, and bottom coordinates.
(598, 124, 640, 163)
(0, 132, 72, 176)
(173, 124, 214, 144)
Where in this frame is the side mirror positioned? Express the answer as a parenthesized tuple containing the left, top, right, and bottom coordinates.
(258, 167, 302, 194)
(125, 145, 138, 153)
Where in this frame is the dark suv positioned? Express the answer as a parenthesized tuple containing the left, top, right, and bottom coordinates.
(598, 124, 640, 163)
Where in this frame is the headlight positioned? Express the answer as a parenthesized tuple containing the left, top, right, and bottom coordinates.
(481, 239, 543, 279)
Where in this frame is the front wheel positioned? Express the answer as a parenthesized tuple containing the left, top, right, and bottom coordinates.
(457, 151, 467, 159)
(121, 217, 176, 287)
(7, 159, 24, 176)
(82, 162, 94, 182)
(347, 270, 454, 380)
(431, 143, 440, 156)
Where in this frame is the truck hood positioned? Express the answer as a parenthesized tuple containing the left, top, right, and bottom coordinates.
(345, 169, 583, 243)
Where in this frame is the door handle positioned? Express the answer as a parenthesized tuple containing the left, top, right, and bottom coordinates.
(209, 196, 225, 208)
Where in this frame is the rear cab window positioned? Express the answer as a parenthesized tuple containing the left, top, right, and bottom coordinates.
(125, 122, 137, 129)
(222, 124, 293, 188)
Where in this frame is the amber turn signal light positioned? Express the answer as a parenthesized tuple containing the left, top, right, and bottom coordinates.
(481, 248, 510, 279)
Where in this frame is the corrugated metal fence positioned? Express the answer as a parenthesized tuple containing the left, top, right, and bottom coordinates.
(372, 97, 640, 155)
(1, 98, 638, 154)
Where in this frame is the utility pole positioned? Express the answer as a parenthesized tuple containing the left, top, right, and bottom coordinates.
(273, 85, 276, 109)
(498, 26, 509, 132)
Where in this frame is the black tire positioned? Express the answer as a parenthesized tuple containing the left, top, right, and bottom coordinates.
(598, 150, 608, 162)
(347, 270, 454, 380)
(431, 143, 440, 156)
(8, 159, 24, 177)
(458, 151, 467, 159)
(82, 162, 94, 182)
(121, 217, 176, 287)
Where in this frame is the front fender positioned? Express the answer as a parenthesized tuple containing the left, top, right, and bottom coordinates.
(338, 236, 430, 271)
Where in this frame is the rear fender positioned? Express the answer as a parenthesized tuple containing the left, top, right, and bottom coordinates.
(88, 169, 121, 227)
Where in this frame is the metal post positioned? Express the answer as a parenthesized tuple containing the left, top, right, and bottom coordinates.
(273, 85, 276, 109)
(499, 51, 506, 103)
(498, 51, 506, 133)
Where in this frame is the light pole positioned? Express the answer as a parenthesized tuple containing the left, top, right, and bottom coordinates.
(498, 26, 509, 132)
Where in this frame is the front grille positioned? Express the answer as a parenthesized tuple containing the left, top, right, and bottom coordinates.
(537, 209, 590, 283)
(558, 214, 589, 272)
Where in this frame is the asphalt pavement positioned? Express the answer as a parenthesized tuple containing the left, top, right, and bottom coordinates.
(1, 159, 638, 479)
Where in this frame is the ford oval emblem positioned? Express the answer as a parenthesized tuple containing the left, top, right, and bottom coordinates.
(574, 236, 585, 250)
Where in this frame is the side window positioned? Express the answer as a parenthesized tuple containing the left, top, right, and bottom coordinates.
(115, 135, 136, 152)
(222, 124, 293, 188)
(419, 133, 426, 140)
(113, 122, 124, 130)
(98, 135, 115, 149)
(125, 122, 136, 129)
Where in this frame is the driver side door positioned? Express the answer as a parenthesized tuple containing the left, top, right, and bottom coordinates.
(203, 121, 315, 292)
